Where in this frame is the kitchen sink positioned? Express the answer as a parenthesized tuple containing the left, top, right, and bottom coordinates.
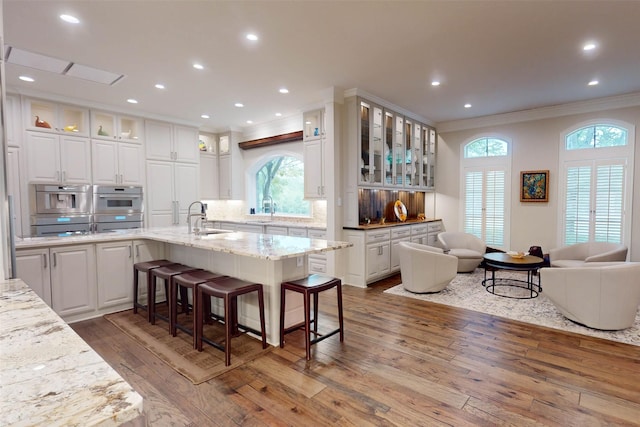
(197, 228, 232, 235)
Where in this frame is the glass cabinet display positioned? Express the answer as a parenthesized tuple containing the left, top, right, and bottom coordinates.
(358, 100, 383, 186)
(412, 122, 423, 187)
(91, 111, 142, 142)
(303, 109, 324, 141)
(392, 114, 405, 186)
(427, 128, 436, 188)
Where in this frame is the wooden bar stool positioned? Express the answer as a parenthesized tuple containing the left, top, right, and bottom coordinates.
(280, 274, 344, 360)
(195, 277, 267, 366)
(170, 270, 227, 348)
(133, 260, 177, 322)
(149, 264, 200, 325)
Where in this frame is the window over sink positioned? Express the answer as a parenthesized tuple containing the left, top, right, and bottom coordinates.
(255, 155, 310, 216)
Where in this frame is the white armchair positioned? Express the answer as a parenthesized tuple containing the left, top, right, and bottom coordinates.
(549, 242, 628, 267)
(397, 242, 458, 294)
(540, 262, 640, 330)
(437, 231, 486, 273)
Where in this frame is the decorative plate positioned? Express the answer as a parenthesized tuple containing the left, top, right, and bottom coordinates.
(394, 200, 407, 222)
(506, 251, 529, 259)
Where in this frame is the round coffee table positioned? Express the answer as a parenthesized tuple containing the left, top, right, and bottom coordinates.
(482, 252, 544, 299)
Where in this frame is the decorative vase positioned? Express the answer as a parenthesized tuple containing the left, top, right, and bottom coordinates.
(35, 116, 51, 129)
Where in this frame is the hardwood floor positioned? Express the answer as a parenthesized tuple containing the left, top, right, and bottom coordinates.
(71, 274, 640, 426)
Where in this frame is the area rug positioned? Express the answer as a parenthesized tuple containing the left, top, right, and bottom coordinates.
(384, 269, 639, 346)
(104, 309, 272, 384)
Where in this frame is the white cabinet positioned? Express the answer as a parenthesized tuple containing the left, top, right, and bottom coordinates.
(91, 111, 143, 143)
(265, 225, 288, 235)
(307, 229, 327, 274)
(427, 220, 443, 246)
(6, 147, 25, 237)
(365, 229, 391, 281)
(287, 227, 307, 238)
(96, 241, 134, 309)
(390, 227, 411, 271)
(92, 140, 144, 185)
(26, 131, 91, 184)
(146, 160, 199, 227)
(17, 246, 98, 316)
(6, 94, 22, 147)
(217, 133, 243, 200)
(49, 244, 97, 318)
(15, 248, 52, 306)
(411, 223, 429, 245)
(303, 109, 326, 199)
(145, 120, 199, 163)
(24, 98, 90, 136)
(199, 152, 219, 199)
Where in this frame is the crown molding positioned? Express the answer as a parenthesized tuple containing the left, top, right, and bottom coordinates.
(343, 88, 435, 127)
(436, 91, 640, 133)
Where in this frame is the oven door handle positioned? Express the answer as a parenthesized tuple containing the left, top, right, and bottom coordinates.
(98, 195, 141, 199)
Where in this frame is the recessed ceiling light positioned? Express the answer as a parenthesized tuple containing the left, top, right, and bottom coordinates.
(246, 34, 259, 41)
(431, 81, 440, 86)
(583, 42, 597, 51)
(193, 63, 204, 70)
(155, 83, 165, 89)
(201, 114, 210, 119)
(19, 75, 35, 82)
(275, 113, 282, 117)
(246, 120, 253, 124)
(60, 14, 80, 24)
(464, 103, 472, 108)
(234, 103, 244, 108)
(588, 80, 599, 86)
(127, 98, 138, 104)
(279, 88, 289, 94)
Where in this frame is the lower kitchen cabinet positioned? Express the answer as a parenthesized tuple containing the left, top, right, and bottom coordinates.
(96, 241, 134, 309)
(17, 245, 96, 318)
(307, 229, 327, 273)
(390, 227, 411, 271)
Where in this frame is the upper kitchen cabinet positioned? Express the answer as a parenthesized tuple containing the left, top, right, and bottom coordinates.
(92, 139, 144, 185)
(5, 94, 22, 147)
(199, 132, 218, 199)
(358, 100, 384, 186)
(26, 131, 91, 184)
(23, 98, 89, 136)
(303, 109, 325, 142)
(144, 120, 199, 163)
(217, 132, 243, 200)
(424, 127, 437, 189)
(303, 109, 326, 199)
(91, 111, 143, 143)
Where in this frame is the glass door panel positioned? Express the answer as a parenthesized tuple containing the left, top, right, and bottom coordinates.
(371, 106, 383, 185)
(359, 101, 371, 185)
(412, 122, 422, 188)
(393, 114, 404, 186)
(384, 111, 394, 185)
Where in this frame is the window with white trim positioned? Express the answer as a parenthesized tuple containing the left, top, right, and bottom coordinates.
(559, 122, 633, 246)
(462, 137, 511, 248)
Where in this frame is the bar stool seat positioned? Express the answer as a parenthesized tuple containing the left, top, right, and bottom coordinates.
(149, 264, 200, 325)
(280, 274, 344, 361)
(171, 270, 227, 348)
(195, 277, 267, 366)
(133, 259, 177, 322)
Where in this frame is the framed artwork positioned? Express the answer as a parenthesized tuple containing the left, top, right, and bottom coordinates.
(520, 170, 549, 202)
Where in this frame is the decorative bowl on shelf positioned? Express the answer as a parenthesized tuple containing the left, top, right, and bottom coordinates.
(506, 251, 528, 259)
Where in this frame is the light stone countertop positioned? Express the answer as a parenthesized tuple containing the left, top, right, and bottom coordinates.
(15, 227, 352, 261)
(0, 279, 144, 426)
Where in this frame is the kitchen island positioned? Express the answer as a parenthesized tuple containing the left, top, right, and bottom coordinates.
(15, 227, 352, 345)
(0, 278, 144, 426)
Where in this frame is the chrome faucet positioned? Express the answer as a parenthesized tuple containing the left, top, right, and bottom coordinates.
(187, 201, 206, 234)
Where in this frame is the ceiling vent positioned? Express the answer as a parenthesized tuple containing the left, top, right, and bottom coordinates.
(5, 46, 125, 85)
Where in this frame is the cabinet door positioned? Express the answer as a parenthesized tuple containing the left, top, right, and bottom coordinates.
(6, 95, 21, 147)
(59, 135, 91, 183)
(96, 242, 133, 309)
(118, 143, 144, 185)
(173, 125, 199, 163)
(303, 109, 323, 141)
(366, 243, 390, 280)
(50, 245, 97, 317)
(174, 162, 199, 224)
(391, 237, 411, 271)
(16, 248, 52, 306)
(26, 131, 61, 183)
(199, 153, 219, 199)
(304, 140, 324, 199)
(145, 120, 173, 161)
(218, 155, 232, 199)
(146, 161, 175, 227)
(92, 140, 118, 184)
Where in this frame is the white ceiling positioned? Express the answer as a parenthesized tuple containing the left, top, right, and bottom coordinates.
(4, 0, 640, 132)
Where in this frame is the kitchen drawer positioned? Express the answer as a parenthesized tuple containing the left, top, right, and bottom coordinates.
(366, 229, 391, 244)
(391, 227, 411, 240)
(428, 221, 443, 233)
(307, 229, 327, 240)
(411, 224, 428, 235)
(265, 225, 288, 236)
(288, 227, 307, 237)
(308, 255, 327, 273)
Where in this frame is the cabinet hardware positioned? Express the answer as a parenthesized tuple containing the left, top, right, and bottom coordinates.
(43, 253, 47, 269)
(120, 174, 123, 184)
(53, 253, 57, 267)
(136, 245, 140, 258)
(62, 171, 66, 181)
(128, 246, 132, 258)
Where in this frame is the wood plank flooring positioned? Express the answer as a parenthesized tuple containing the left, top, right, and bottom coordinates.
(71, 274, 640, 426)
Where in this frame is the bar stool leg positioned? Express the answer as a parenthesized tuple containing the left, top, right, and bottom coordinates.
(303, 290, 312, 360)
(337, 281, 344, 342)
(133, 265, 140, 315)
(258, 287, 267, 349)
(313, 292, 319, 334)
(224, 294, 233, 366)
(279, 286, 286, 348)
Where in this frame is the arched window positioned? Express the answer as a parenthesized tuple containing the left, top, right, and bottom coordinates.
(255, 155, 310, 215)
(461, 137, 511, 248)
(559, 121, 633, 246)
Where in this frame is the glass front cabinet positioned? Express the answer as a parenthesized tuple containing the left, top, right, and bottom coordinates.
(356, 97, 436, 191)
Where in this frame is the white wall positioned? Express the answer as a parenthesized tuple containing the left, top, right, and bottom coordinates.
(436, 105, 640, 260)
